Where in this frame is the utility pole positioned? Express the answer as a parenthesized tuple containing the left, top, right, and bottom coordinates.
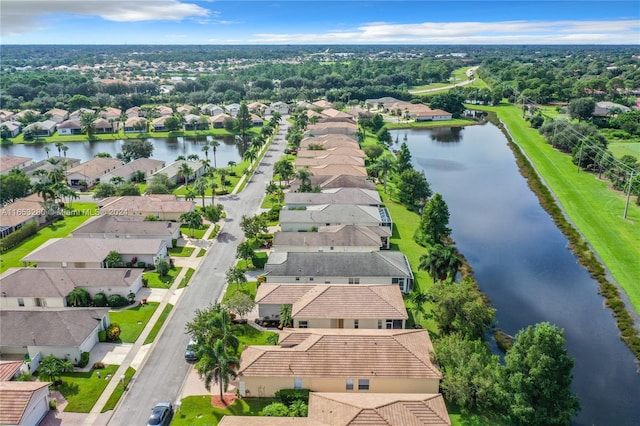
(623, 170, 635, 219)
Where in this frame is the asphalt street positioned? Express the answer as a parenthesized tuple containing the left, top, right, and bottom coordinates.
(108, 119, 289, 425)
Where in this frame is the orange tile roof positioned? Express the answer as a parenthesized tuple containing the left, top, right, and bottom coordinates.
(239, 329, 441, 379)
(0, 381, 51, 425)
(0, 361, 23, 382)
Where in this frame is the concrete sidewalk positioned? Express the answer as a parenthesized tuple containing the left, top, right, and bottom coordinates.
(43, 222, 219, 426)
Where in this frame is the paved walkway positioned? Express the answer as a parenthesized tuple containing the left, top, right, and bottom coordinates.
(42, 221, 220, 425)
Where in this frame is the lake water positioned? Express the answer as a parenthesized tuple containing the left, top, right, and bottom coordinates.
(395, 123, 640, 425)
(0, 135, 242, 167)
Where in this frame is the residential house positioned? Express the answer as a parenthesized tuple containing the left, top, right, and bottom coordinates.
(312, 100, 333, 109)
(71, 215, 180, 247)
(0, 110, 16, 121)
(0, 381, 53, 426)
(21, 237, 168, 268)
(307, 392, 451, 426)
(295, 155, 365, 168)
(65, 157, 123, 188)
(0, 155, 32, 175)
(305, 121, 359, 136)
(255, 284, 407, 329)
(415, 109, 452, 122)
(269, 102, 289, 115)
(0, 267, 144, 309)
(23, 156, 81, 183)
(22, 120, 57, 137)
(68, 108, 95, 120)
(296, 146, 365, 158)
(307, 110, 327, 121)
(1, 121, 22, 137)
(45, 108, 69, 123)
(12, 110, 41, 121)
(202, 104, 224, 116)
(123, 117, 148, 133)
(593, 101, 631, 117)
(176, 105, 194, 114)
(320, 108, 354, 120)
(97, 194, 195, 221)
(299, 135, 360, 150)
(279, 204, 389, 232)
(0, 195, 48, 239)
(237, 328, 441, 397)
(152, 116, 170, 132)
(0, 308, 110, 367)
(248, 102, 267, 115)
(93, 118, 117, 133)
(289, 175, 376, 193)
(125, 106, 142, 118)
(218, 392, 451, 426)
(56, 119, 82, 135)
(149, 160, 205, 185)
(0, 361, 23, 381)
(308, 164, 368, 178)
(183, 114, 206, 130)
(250, 114, 264, 127)
(225, 103, 241, 117)
(285, 188, 381, 208)
(211, 113, 231, 129)
(101, 158, 166, 183)
(273, 224, 390, 252)
(157, 106, 174, 116)
(100, 107, 122, 121)
(264, 251, 414, 293)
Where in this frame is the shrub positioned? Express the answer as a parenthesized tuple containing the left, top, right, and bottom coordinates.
(275, 389, 311, 405)
(107, 294, 129, 307)
(98, 330, 107, 342)
(92, 362, 105, 370)
(16, 372, 34, 381)
(137, 261, 146, 268)
(49, 399, 57, 410)
(0, 222, 38, 252)
(125, 262, 133, 268)
(171, 238, 178, 247)
(262, 402, 289, 417)
(93, 292, 107, 307)
(76, 351, 90, 368)
(105, 324, 121, 342)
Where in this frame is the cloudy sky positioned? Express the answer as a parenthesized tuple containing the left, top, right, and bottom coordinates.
(2, 0, 639, 44)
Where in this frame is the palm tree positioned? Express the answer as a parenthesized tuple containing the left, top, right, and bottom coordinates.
(47, 167, 65, 184)
(184, 188, 196, 202)
(44, 146, 51, 158)
(177, 162, 194, 185)
(192, 177, 209, 209)
(274, 159, 294, 187)
(210, 140, 220, 169)
(209, 180, 219, 205)
(408, 290, 430, 324)
(55, 142, 65, 157)
(66, 287, 91, 307)
(296, 167, 313, 192)
(418, 243, 462, 282)
(104, 250, 124, 268)
(201, 143, 210, 161)
(61, 145, 69, 157)
(195, 339, 239, 401)
(110, 176, 125, 186)
(187, 153, 200, 162)
(38, 355, 74, 384)
(377, 156, 395, 193)
(243, 148, 258, 171)
(218, 169, 229, 190)
(80, 112, 97, 137)
(180, 211, 203, 237)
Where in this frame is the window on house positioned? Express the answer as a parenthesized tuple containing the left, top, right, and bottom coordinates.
(309, 277, 314, 281)
(358, 379, 370, 390)
(298, 321, 308, 328)
(348, 277, 360, 285)
(346, 379, 354, 390)
(354, 320, 359, 329)
(294, 378, 302, 389)
(295, 277, 300, 281)
(386, 320, 393, 329)
(378, 320, 383, 329)
(34, 298, 45, 307)
(17, 298, 24, 307)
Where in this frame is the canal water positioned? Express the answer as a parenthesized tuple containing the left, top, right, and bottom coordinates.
(395, 123, 640, 425)
(0, 135, 243, 166)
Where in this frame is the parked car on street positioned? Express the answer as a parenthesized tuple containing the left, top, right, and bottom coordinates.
(147, 401, 173, 426)
(185, 338, 198, 362)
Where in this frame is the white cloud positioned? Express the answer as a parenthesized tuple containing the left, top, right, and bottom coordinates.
(249, 20, 640, 44)
(1, 0, 210, 36)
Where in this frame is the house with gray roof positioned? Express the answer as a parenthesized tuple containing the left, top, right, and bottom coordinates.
(273, 224, 390, 252)
(97, 194, 195, 221)
(71, 215, 180, 247)
(57, 119, 82, 135)
(21, 237, 167, 268)
(149, 160, 205, 185)
(101, 158, 166, 183)
(65, 157, 124, 188)
(0, 308, 110, 368)
(285, 188, 381, 208)
(264, 251, 414, 293)
(279, 204, 390, 232)
(23, 156, 81, 183)
(0, 267, 144, 309)
(289, 175, 376, 192)
(0, 155, 31, 175)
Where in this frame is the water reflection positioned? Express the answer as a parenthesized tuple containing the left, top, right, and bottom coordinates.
(405, 122, 640, 425)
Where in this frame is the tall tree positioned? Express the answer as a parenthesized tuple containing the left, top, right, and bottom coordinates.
(177, 162, 194, 185)
(236, 241, 256, 268)
(38, 355, 74, 384)
(296, 168, 313, 192)
(235, 103, 252, 137)
(418, 243, 462, 283)
(80, 111, 98, 137)
(104, 250, 123, 268)
(195, 338, 239, 401)
(376, 156, 395, 193)
(180, 210, 203, 237)
(395, 142, 413, 172)
(397, 168, 431, 210)
(121, 139, 154, 162)
(499, 322, 580, 425)
(210, 139, 220, 169)
(415, 193, 451, 246)
(568, 97, 596, 122)
(274, 158, 294, 187)
(192, 177, 209, 209)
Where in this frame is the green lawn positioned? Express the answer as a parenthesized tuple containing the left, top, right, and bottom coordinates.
(56, 364, 118, 412)
(223, 282, 258, 303)
(180, 224, 207, 239)
(173, 396, 277, 425)
(143, 267, 183, 288)
(473, 104, 640, 311)
(109, 302, 159, 343)
(178, 268, 195, 289)
(386, 118, 476, 130)
(208, 224, 221, 239)
(608, 141, 640, 161)
(100, 367, 135, 412)
(144, 304, 174, 345)
(235, 323, 278, 349)
(0, 202, 98, 273)
(168, 246, 195, 257)
(196, 248, 206, 257)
